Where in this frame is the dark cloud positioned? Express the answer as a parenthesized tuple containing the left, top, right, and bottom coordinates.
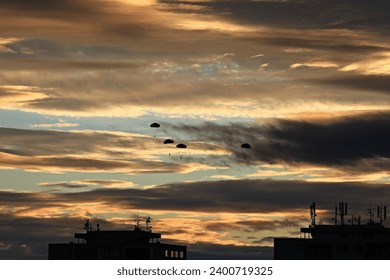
(130, 179, 390, 215)
(0, 153, 186, 173)
(0, 127, 190, 173)
(263, 36, 390, 54)
(0, 0, 149, 32)
(0, 0, 179, 48)
(205, 218, 306, 233)
(171, 112, 390, 171)
(314, 74, 390, 94)
(0, 0, 100, 15)
(0, 214, 86, 259)
(0, 127, 130, 156)
(39, 182, 89, 189)
(252, 236, 275, 245)
(0, 191, 60, 211)
(39, 179, 133, 189)
(159, 0, 390, 34)
(0, 59, 140, 71)
(2, 179, 390, 216)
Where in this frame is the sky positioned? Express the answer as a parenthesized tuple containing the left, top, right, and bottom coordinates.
(0, 0, 390, 259)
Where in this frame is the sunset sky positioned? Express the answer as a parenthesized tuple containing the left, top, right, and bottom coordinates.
(1, 0, 390, 259)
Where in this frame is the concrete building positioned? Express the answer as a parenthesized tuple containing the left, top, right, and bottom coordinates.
(48, 219, 187, 260)
(274, 203, 390, 259)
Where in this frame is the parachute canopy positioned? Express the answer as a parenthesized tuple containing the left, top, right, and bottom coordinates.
(164, 139, 174, 144)
(241, 143, 251, 149)
(150, 122, 160, 128)
(176, 143, 187, 148)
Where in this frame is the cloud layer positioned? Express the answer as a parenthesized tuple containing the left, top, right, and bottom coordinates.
(171, 112, 390, 174)
(0, 0, 389, 118)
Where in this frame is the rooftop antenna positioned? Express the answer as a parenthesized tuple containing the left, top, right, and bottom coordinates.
(368, 207, 375, 224)
(134, 214, 141, 230)
(310, 203, 317, 227)
(348, 215, 361, 225)
(339, 202, 347, 225)
(333, 204, 338, 225)
(333, 202, 347, 225)
(377, 205, 387, 224)
(83, 218, 92, 232)
(146, 215, 152, 232)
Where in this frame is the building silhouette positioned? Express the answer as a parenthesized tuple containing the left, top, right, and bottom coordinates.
(49, 218, 186, 260)
(274, 203, 390, 259)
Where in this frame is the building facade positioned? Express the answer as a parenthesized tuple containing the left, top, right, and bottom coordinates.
(275, 223, 390, 259)
(49, 224, 187, 260)
(274, 203, 390, 259)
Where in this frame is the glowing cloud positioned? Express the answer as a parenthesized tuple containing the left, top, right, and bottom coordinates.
(339, 52, 390, 75)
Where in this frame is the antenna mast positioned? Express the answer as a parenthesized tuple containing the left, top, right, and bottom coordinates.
(368, 207, 375, 224)
(340, 202, 347, 225)
(377, 205, 387, 224)
(134, 214, 141, 230)
(146, 215, 152, 232)
(310, 203, 317, 227)
(333, 204, 338, 225)
(334, 202, 347, 225)
(83, 219, 92, 232)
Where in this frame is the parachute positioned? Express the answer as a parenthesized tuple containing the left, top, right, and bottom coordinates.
(150, 122, 160, 128)
(176, 143, 187, 148)
(163, 139, 174, 144)
(241, 143, 251, 149)
(150, 122, 160, 137)
(175, 143, 187, 159)
(240, 143, 251, 161)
